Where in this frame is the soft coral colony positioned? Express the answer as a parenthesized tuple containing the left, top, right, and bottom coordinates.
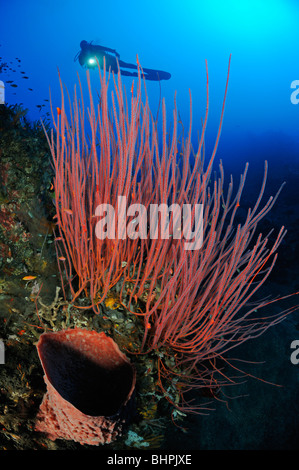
(44, 55, 295, 415)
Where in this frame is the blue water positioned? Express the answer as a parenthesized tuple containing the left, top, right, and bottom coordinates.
(2, 0, 299, 170)
(1, 0, 299, 450)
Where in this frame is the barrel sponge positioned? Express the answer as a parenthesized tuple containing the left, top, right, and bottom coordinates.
(35, 329, 136, 445)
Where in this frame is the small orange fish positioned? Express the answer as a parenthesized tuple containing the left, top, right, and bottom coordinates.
(57, 107, 61, 115)
(22, 276, 37, 281)
(58, 256, 66, 261)
(63, 208, 73, 215)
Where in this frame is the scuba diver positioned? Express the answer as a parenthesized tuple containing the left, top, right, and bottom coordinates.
(74, 40, 171, 81)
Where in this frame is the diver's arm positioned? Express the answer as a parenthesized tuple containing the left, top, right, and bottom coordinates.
(102, 45, 120, 59)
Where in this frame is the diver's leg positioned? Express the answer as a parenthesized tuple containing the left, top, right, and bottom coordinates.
(118, 60, 171, 81)
(141, 67, 171, 80)
(120, 70, 139, 77)
(118, 60, 138, 70)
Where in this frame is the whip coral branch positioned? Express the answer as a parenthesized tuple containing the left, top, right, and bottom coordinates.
(44, 55, 298, 413)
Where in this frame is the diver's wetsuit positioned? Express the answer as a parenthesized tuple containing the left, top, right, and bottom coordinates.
(76, 41, 171, 81)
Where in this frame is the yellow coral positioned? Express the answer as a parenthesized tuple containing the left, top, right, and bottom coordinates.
(104, 293, 121, 310)
(139, 401, 158, 420)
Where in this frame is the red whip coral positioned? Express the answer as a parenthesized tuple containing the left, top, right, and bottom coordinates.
(35, 329, 136, 445)
(44, 57, 297, 413)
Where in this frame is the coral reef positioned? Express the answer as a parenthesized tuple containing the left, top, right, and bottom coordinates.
(0, 60, 298, 450)
(0, 105, 168, 448)
(48, 58, 296, 416)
